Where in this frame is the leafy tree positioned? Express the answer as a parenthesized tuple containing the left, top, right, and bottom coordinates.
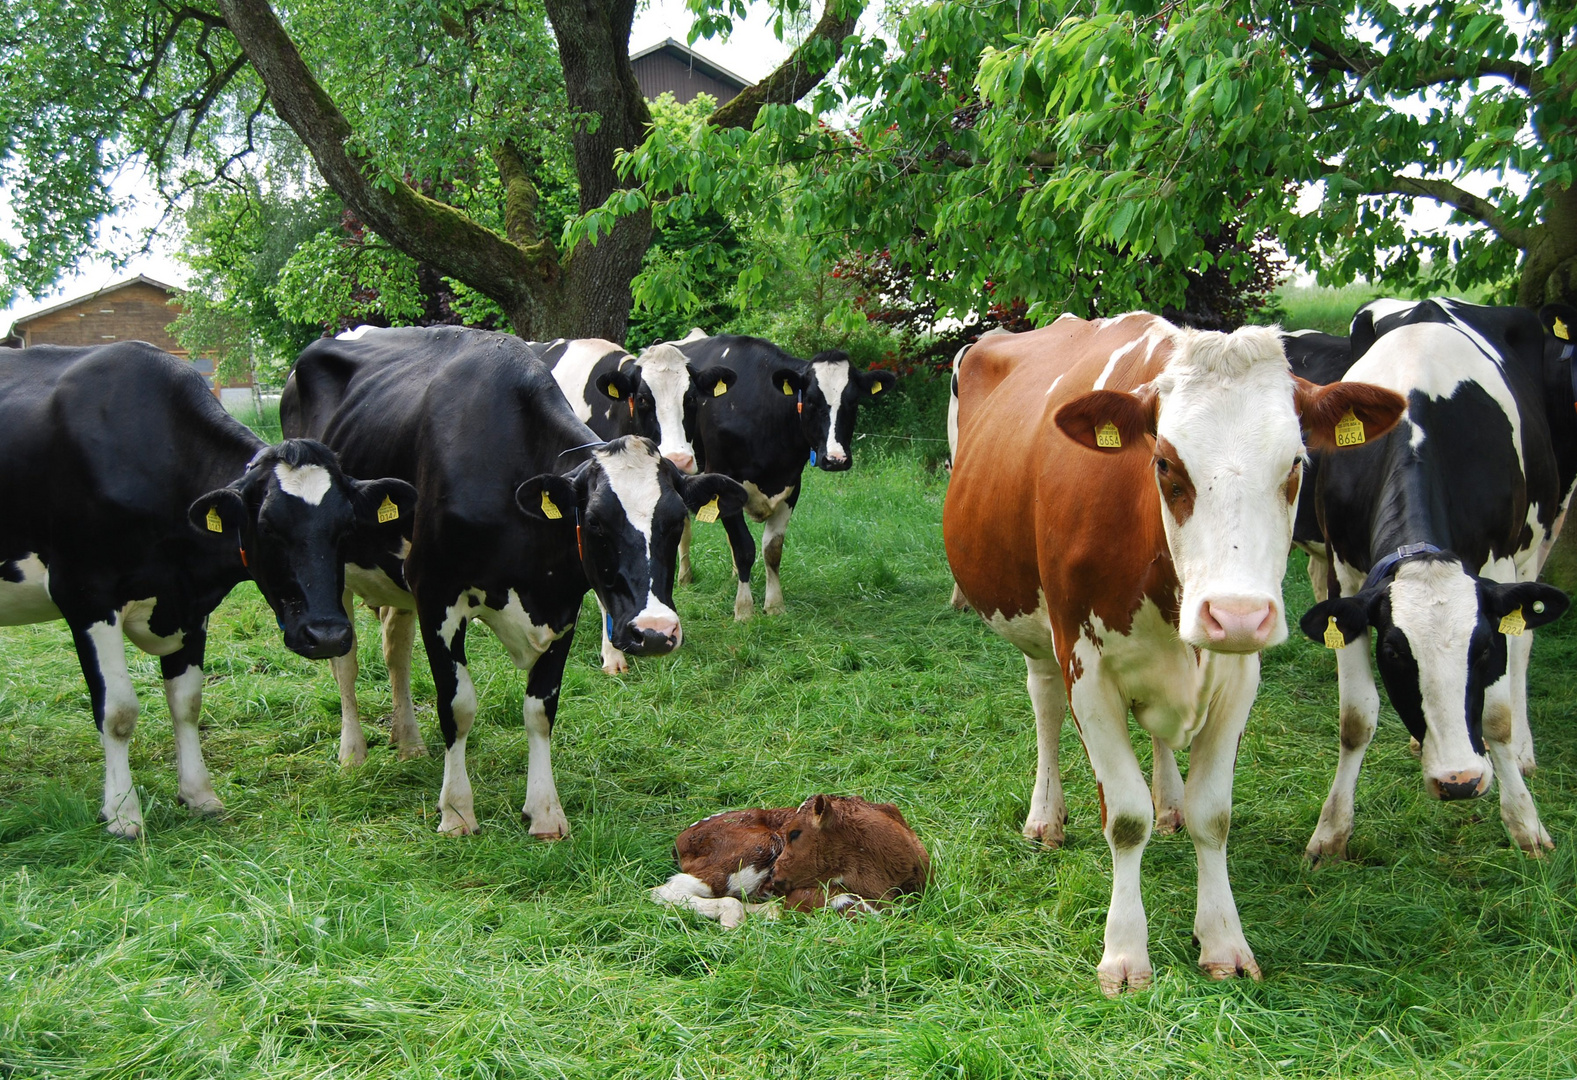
(0, 0, 862, 340)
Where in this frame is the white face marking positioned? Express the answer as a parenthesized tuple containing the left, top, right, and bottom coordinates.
(1387, 560, 1490, 780)
(274, 462, 333, 505)
(727, 865, 770, 898)
(592, 441, 681, 632)
(549, 338, 626, 424)
(811, 360, 852, 459)
(635, 343, 697, 465)
(1155, 325, 1300, 650)
(0, 553, 61, 625)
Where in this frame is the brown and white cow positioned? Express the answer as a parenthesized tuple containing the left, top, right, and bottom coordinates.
(944, 313, 1404, 995)
(650, 795, 930, 927)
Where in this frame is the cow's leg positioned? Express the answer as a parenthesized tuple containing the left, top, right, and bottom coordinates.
(949, 580, 971, 611)
(1506, 627, 1536, 775)
(677, 516, 694, 585)
(521, 630, 574, 839)
(331, 589, 367, 767)
(1306, 550, 1329, 604)
(1152, 738, 1184, 834)
(422, 603, 479, 836)
(1483, 675, 1553, 854)
(1185, 664, 1260, 982)
(595, 597, 628, 675)
(1023, 655, 1068, 847)
(722, 512, 756, 621)
(1072, 674, 1153, 996)
(380, 605, 425, 758)
(71, 617, 144, 838)
(1306, 630, 1378, 864)
(761, 495, 796, 616)
(160, 626, 221, 817)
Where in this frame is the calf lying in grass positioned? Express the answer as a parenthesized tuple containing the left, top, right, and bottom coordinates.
(651, 795, 930, 928)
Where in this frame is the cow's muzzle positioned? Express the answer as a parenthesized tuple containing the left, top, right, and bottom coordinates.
(818, 452, 851, 472)
(619, 612, 682, 656)
(289, 616, 354, 660)
(1198, 596, 1277, 652)
(665, 450, 697, 474)
(1426, 769, 1490, 801)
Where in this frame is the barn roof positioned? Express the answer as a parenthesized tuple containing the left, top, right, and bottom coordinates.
(629, 38, 753, 93)
(6, 274, 181, 338)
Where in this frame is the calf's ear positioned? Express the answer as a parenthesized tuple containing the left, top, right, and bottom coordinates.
(1483, 581, 1569, 631)
(1299, 594, 1374, 647)
(188, 488, 246, 538)
(808, 794, 837, 830)
(596, 369, 639, 402)
(351, 477, 418, 531)
(855, 368, 899, 399)
(1295, 378, 1406, 451)
(1540, 303, 1577, 347)
(515, 474, 579, 525)
(1054, 385, 1158, 452)
(690, 365, 736, 398)
(677, 472, 748, 519)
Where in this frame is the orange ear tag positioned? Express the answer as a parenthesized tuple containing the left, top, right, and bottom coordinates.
(628, 396, 635, 418)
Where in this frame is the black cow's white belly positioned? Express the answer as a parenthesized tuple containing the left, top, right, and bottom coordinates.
(0, 554, 61, 625)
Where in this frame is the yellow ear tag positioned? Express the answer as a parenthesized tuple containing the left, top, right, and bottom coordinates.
(1555, 317, 1569, 341)
(695, 496, 720, 524)
(1095, 421, 1122, 448)
(871, 382, 884, 394)
(712, 381, 727, 397)
(1499, 607, 1526, 636)
(540, 492, 563, 520)
(782, 380, 794, 396)
(1323, 616, 1345, 650)
(205, 506, 224, 533)
(1334, 409, 1366, 447)
(376, 495, 399, 524)
(607, 384, 620, 399)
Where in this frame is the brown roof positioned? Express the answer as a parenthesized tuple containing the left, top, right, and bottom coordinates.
(6, 275, 180, 337)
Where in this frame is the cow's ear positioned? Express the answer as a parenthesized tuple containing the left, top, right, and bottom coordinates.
(1540, 303, 1577, 346)
(677, 472, 748, 519)
(855, 368, 899, 398)
(1299, 595, 1373, 647)
(1295, 378, 1407, 452)
(1483, 581, 1569, 631)
(596, 369, 638, 402)
(188, 487, 246, 538)
(690, 365, 736, 398)
(515, 474, 579, 525)
(1054, 386, 1157, 452)
(808, 794, 835, 829)
(772, 367, 810, 398)
(350, 477, 418, 531)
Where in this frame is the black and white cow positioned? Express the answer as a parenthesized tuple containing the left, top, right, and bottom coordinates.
(535, 334, 736, 671)
(673, 334, 899, 619)
(1290, 299, 1577, 859)
(281, 326, 747, 837)
(0, 342, 415, 837)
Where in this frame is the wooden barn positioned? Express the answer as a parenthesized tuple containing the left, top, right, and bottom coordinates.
(1, 275, 253, 402)
(630, 38, 752, 106)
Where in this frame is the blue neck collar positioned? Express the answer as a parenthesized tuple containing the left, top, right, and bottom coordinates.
(1361, 542, 1443, 593)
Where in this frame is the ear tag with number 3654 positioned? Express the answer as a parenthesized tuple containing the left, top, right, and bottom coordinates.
(1323, 617, 1345, 650)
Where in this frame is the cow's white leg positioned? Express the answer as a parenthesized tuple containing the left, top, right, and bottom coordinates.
(165, 662, 221, 815)
(1185, 661, 1261, 982)
(380, 605, 425, 758)
(722, 513, 756, 620)
(596, 598, 628, 675)
(1506, 628, 1536, 774)
(1151, 738, 1184, 834)
(437, 660, 478, 835)
(521, 693, 569, 839)
(1072, 673, 1153, 996)
(1306, 550, 1329, 604)
(1307, 629, 1378, 864)
(82, 620, 144, 838)
(649, 873, 747, 928)
(677, 516, 694, 585)
(1483, 676, 1552, 855)
(331, 589, 367, 767)
(1023, 656, 1068, 847)
(761, 499, 794, 616)
(949, 580, 970, 611)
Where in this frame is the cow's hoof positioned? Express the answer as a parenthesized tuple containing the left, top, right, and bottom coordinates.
(1199, 942, 1261, 983)
(1516, 750, 1538, 776)
(1511, 824, 1555, 856)
(763, 599, 785, 616)
(339, 744, 368, 768)
(1304, 833, 1349, 866)
(678, 567, 694, 586)
(949, 583, 971, 611)
(1022, 819, 1065, 849)
(1408, 737, 1422, 759)
(437, 811, 479, 836)
(102, 817, 143, 840)
(1096, 955, 1153, 997)
(601, 654, 629, 675)
(179, 793, 225, 818)
(1154, 808, 1184, 835)
(734, 601, 754, 622)
(523, 807, 569, 840)
(396, 742, 429, 761)
(717, 897, 747, 929)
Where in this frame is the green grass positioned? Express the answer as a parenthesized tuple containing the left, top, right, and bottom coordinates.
(226, 398, 283, 443)
(1275, 279, 1509, 336)
(4, 454, 1577, 1078)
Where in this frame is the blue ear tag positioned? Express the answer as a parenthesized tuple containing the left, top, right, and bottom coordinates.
(604, 612, 613, 639)
(809, 449, 817, 466)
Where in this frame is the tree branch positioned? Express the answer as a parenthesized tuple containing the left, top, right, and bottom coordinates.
(492, 140, 552, 254)
(1320, 160, 1531, 248)
(1308, 36, 1535, 93)
(216, 0, 554, 312)
(708, 0, 864, 131)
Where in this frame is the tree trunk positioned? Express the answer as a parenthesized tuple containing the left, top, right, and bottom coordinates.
(1519, 181, 1577, 308)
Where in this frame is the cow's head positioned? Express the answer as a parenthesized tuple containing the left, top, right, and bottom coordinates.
(1301, 555, 1567, 798)
(188, 440, 417, 660)
(1057, 325, 1407, 652)
(515, 436, 747, 655)
(773, 351, 899, 472)
(766, 794, 925, 899)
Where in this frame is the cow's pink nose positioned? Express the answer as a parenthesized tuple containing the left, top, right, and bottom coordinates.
(1200, 598, 1275, 650)
(665, 451, 697, 474)
(633, 612, 681, 644)
(1427, 770, 1488, 800)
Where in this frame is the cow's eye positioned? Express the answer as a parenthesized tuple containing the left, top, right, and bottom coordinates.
(1155, 459, 1169, 475)
(787, 829, 801, 842)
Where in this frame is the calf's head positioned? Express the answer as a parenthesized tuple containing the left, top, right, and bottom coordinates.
(767, 794, 929, 899)
(1057, 324, 1407, 653)
(516, 436, 746, 655)
(774, 351, 898, 471)
(188, 440, 416, 660)
(1302, 555, 1567, 799)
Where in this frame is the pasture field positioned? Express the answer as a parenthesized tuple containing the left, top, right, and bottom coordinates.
(3, 450, 1577, 1079)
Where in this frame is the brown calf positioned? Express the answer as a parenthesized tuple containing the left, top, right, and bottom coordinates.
(650, 796, 930, 928)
